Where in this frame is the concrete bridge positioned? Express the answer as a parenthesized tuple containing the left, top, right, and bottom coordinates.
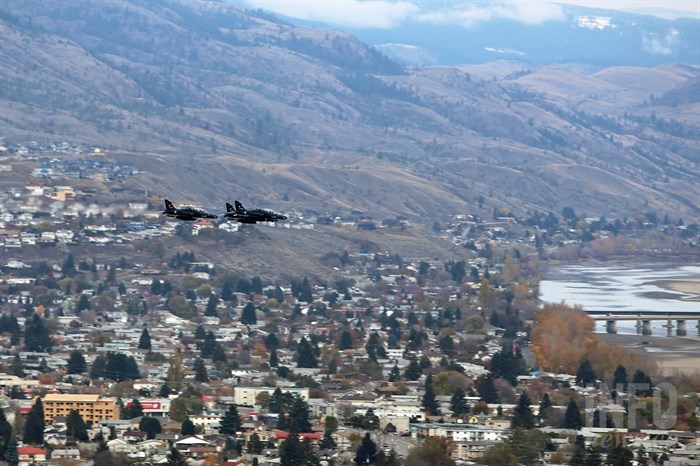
(586, 310, 700, 336)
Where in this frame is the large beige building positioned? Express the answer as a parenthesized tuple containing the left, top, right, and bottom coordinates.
(42, 394, 119, 423)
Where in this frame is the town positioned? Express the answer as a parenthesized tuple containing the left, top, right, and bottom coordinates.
(0, 142, 698, 466)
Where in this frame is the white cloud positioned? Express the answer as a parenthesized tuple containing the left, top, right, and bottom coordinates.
(239, 0, 699, 29)
(416, 2, 566, 27)
(242, 0, 420, 28)
(642, 28, 680, 55)
(552, 1, 699, 19)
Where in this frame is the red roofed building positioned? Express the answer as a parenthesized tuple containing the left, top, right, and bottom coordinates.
(18, 446, 47, 466)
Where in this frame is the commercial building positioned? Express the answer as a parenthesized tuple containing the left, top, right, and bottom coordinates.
(42, 394, 119, 423)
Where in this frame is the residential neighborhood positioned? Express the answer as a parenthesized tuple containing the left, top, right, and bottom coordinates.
(0, 142, 697, 466)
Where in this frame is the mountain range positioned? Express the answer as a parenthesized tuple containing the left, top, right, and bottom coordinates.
(0, 0, 698, 226)
(259, 1, 700, 68)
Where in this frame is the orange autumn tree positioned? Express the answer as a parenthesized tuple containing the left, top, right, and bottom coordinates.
(531, 303, 655, 378)
(531, 303, 599, 373)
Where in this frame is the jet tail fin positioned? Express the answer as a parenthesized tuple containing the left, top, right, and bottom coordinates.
(164, 199, 175, 212)
(226, 202, 235, 213)
(235, 201, 247, 214)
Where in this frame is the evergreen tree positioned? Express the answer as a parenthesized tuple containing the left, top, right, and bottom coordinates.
(181, 417, 196, 435)
(194, 358, 209, 382)
(269, 349, 279, 368)
(288, 395, 313, 433)
(248, 432, 263, 454)
(201, 331, 218, 359)
(158, 383, 171, 398)
(4, 437, 17, 466)
(631, 369, 653, 396)
(90, 352, 140, 381)
(269, 387, 290, 414)
(362, 408, 380, 431)
(251, 276, 263, 295)
(320, 416, 338, 450)
(320, 429, 336, 450)
(613, 365, 628, 392)
(139, 416, 162, 439)
(355, 432, 378, 465)
(76, 294, 91, 312)
(478, 374, 500, 404)
(490, 345, 524, 386)
(167, 355, 184, 391)
(194, 324, 207, 340)
(167, 447, 188, 466)
(205, 294, 220, 317)
(213, 344, 227, 364)
(66, 409, 88, 442)
(220, 405, 242, 435)
(280, 433, 320, 466)
(150, 279, 163, 295)
(327, 356, 338, 374)
(67, 350, 87, 374)
(570, 435, 586, 466)
(365, 332, 381, 361)
(606, 442, 634, 466)
(61, 253, 76, 276)
(241, 302, 257, 325)
(450, 387, 469, 417)
(584, 444, 603, 466)
(296, 337, 318, 368)
(37, 359, 47, 374)
(24, 313, 52, 352)
(388, 364, 400, 382)
(23, 399, 44, 444)
(403, 359, 422, 381)
(539, 393, 553, 424)
(264, 333, 280, 350)
(439, 334, 454, 356)
(564, 398, 583, 430)
(511, 392, 535, 429)
(138, 327, 152, 350)
(338, 330, 353, 350)
(10, 355, 23, 378)
(422, 375, 440, 416)
(128, 399, 143, 419)
(575, 359, 596, 387)
(0, 410, 12, 459)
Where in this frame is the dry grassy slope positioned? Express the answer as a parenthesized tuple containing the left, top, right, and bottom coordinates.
(161, 222, 465, 282)
(0, 0, 698, 224)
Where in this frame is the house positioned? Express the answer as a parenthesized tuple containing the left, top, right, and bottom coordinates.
(51, 448, 81, 460)
(18, 446, 47, 466)
(174, 436, 218, 458)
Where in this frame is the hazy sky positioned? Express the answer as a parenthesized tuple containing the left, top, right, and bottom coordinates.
(239, 1, 700, 28)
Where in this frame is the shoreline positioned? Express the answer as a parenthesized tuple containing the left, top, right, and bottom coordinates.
(645, 277, 700, 301)
(597, 333, 700, 376)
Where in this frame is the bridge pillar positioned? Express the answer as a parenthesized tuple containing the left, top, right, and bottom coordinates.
(665, 319, 674, 337)
(606, 320, 617, 334)
(676, 320, 687, 337)
(642, 320, 652, 336)
(635, 319, 643, 334)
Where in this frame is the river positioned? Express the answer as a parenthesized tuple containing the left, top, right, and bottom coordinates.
(540, 261, 700, 336)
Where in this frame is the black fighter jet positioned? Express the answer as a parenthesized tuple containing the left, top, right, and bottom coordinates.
(162, 199, 218, 221)
(223, 200, 287, 224)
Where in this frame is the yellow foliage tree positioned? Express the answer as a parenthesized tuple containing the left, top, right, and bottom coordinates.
(531, 303, 596, 373)
(531, 303, 656, 379)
